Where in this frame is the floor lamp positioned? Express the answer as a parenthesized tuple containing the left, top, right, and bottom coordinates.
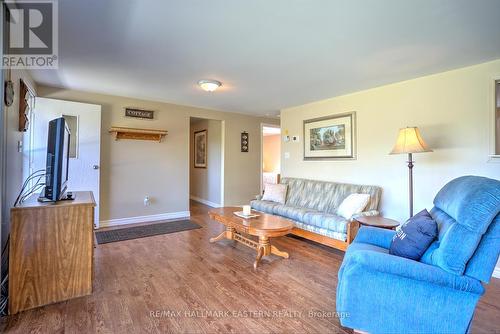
(390, 127, 432, 218)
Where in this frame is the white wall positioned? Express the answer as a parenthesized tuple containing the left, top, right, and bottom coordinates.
(281, 59, 500, 223)
(2, 70, 37, 247)
(190, 118, 222, 206)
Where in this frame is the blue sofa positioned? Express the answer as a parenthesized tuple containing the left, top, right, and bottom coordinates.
(251, 177, 382, 250)
(336, 176, 500, 333)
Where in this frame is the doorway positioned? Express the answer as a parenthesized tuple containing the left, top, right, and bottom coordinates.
(189, 117, 224, 207)
(31, 98, 102, 227)
(260, 124, 281, 194)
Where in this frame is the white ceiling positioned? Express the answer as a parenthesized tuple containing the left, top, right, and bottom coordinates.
(30, 0, 500, 116)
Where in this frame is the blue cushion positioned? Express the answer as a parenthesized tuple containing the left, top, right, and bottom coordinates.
(250, 200, 278, 214)
(421, 176, 500, 275)
(272, 204, 313, 222)
(464, 214, 500, 283)
(433, 176, 500, 234)
(302, 211, 348, 233)
(389, 209, 438, 260)
(353, 226, 396, 249)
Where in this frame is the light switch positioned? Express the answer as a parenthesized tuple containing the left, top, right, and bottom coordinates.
(17, 141, 23, 153)
(284, 152, 290, 159)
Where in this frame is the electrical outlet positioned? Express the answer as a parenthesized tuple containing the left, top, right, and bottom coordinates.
(17, 140, 23, 153)
(144, 196, 151, 206)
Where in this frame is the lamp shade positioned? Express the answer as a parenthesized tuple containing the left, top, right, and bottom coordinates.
(390, 127, 432, 154)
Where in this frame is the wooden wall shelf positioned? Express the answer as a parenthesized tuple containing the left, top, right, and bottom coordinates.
(109, 126, 168, 142)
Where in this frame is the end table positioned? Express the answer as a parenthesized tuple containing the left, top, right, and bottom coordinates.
(355, 216, 400, 230)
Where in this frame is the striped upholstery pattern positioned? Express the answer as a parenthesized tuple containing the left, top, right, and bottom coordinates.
(251, 200, 280, 213)
(280, 177, 381, 214)
(302, 211, 348, 233)
(251, 177, 382, 241)
(272, 204, 315, 221)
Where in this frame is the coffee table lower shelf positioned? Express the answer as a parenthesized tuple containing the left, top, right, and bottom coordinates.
(210, 227, 289, 269)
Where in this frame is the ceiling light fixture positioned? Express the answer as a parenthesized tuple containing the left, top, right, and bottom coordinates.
(198, 79, 222, 92)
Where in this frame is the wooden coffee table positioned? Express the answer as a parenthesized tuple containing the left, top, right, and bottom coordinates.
(208, 207, 294, 269)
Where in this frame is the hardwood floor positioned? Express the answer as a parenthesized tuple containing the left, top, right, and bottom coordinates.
(1, 201, 499, 333)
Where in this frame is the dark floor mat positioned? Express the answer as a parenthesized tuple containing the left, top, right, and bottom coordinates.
(95, 220, 201, 244)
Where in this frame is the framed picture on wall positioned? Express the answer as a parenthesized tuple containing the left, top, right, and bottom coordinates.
(303, 112, 356, 160)
(194, 130, 207, 168)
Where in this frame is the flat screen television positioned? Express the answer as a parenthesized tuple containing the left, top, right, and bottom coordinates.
(39, 117, 71, 202)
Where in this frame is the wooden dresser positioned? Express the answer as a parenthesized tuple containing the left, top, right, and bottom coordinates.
(9, 191, 96, 314)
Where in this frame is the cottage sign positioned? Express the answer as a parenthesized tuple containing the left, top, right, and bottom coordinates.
(125, 108, 154, 119)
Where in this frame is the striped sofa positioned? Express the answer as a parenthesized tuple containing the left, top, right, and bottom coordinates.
(251, 177, 382, 250)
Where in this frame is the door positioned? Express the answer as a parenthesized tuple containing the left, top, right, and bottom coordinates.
(260, 124, 281, 194)
(32, 98, 101, 227)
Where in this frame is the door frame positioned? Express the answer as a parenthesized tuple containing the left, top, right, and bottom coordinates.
(0, 68, 5, 268)
(188, 117, 225, 207)
(30, 97, 102, 227)
(260, 123, 281, 194)
(489, 75, 500, 162)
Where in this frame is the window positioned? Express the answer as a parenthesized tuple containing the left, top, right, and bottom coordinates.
(496, 80, 500, 155)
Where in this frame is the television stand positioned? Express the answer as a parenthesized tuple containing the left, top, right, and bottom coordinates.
(9, 191, 96, 314)
(60, 191, 76, 201)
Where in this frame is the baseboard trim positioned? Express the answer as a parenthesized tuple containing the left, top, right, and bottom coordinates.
(190, 195, 221, 208)
(493, 266, 500, 279)
(99, 211, 191, 228)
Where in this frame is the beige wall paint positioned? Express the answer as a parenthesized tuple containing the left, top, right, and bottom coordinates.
(263, 134, 281, 172)
(2, 70, 37, 246)
(190, 118, 222, 206)
(281, 59, 500, 223)
(37, 86, 279, 221)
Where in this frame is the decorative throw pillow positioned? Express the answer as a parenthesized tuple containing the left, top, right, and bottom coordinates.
(389, 209, 438, 260)
(336, 194, 371, 219)
(262, 183, 288, 204)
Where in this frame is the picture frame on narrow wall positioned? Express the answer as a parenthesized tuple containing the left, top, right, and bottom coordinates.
(194, 130, 207, 168)
(303, 112, 356, 160)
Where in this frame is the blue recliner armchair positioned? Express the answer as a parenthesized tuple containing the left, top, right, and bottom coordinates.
(336, 176, 500, 333)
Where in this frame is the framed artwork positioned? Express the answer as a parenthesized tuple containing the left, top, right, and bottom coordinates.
(303, 112, 356, 160)
(194, 130, 207, 168)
